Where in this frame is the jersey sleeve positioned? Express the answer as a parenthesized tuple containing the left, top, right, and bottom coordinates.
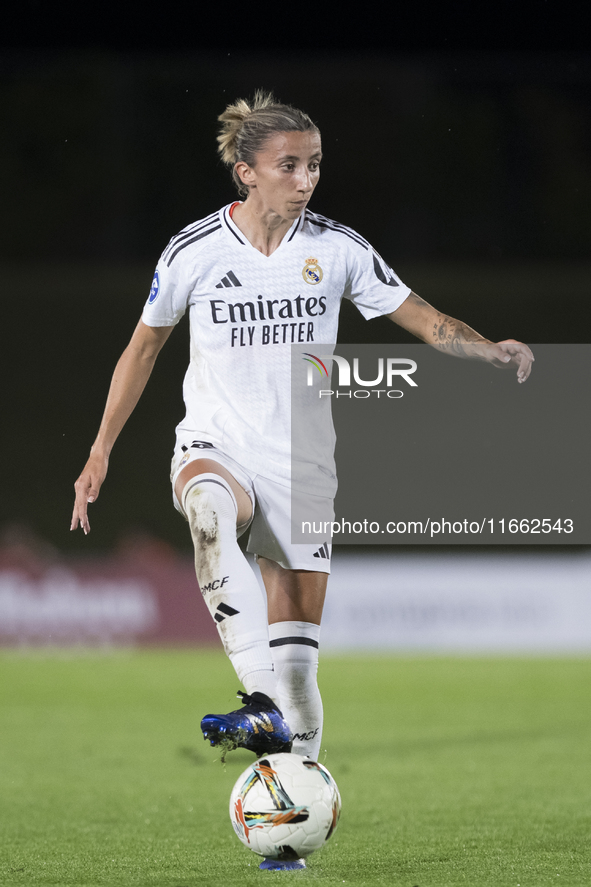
(141, 252, 191, 327)
(344, 243, 411, 320)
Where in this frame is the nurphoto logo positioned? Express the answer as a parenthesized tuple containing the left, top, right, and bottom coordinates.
(303, 353, 418, 398)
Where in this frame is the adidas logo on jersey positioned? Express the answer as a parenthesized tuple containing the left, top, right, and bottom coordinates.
(313, 542, 330, 560)
(372, 250, 399, 287)
(215, 271, 242, 289)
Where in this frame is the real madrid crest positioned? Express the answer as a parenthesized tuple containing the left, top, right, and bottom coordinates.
(302, 257, 323, 285)
(178, 451, 191, 469)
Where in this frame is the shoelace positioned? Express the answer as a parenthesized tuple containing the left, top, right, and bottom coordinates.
(236, 690, 283, 717)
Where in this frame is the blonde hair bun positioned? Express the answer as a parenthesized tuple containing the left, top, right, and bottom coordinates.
(216, 91, 319, 197)
(217, 90, 277, 165)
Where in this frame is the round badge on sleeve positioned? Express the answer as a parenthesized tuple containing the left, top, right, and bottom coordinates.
(148, 270, 160, 304)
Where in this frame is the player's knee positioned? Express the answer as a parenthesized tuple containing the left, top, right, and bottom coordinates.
(183, 474, 238, 551)
(185, 486, 220, 544)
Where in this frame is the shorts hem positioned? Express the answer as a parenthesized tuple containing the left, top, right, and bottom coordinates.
(251, 551, 331, 575)
(171, 438, 255, 518)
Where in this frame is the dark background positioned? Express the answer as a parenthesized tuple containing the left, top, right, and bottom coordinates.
(2, 10, 589, 553)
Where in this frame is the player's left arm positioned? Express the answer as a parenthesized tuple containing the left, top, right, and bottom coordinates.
(388, 292, 534, 383)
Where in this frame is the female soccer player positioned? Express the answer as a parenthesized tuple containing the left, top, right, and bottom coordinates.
(71, 90, 533, 780)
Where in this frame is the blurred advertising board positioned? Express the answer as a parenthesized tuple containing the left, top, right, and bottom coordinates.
(320, 549, 591, 653)
(2, 527, 590, 652)
(0, 527, 217, 648)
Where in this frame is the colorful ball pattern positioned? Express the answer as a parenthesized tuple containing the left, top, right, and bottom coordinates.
(229, 753, 341, 860)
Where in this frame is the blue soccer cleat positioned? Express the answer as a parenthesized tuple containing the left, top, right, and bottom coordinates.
(259, 857, 306, 871)
(201, 691, 292, 760)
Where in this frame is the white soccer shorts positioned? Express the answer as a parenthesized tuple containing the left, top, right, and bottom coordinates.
(170, 435, 332, 573)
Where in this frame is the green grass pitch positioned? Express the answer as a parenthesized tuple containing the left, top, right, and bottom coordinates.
(1, 649, 590, 886)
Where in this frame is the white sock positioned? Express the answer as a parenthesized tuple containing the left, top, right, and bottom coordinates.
(183, 475, 277, 704)
(268, 621, 323, 760)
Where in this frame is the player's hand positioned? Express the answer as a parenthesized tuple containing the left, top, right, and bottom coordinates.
(70, 451, 109, 535)
(483, 339, 534, 383)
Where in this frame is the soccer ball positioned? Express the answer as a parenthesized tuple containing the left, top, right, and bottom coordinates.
(229, 753, 341, 861)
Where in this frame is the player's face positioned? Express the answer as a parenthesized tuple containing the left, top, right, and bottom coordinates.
(242, 130, 322, 219)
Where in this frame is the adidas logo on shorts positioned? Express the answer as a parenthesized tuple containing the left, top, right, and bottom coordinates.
(313, 542, 330, 560)
(215, 270, 242, 288)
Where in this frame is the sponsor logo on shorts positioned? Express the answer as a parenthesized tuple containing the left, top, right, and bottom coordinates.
(180, 441, 215, 454)
(313, 542, 330, 560)
(148, 270, 160, 304)
(178, 452, 191, 469)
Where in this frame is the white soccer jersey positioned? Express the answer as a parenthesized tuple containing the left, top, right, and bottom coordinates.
(142, 203, 411, 491)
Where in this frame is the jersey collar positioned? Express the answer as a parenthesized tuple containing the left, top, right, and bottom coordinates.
(221, 203, 303, 254)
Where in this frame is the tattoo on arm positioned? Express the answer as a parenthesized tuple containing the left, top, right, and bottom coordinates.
(392, 293, 490, 358)
(431, 313, 488, 357)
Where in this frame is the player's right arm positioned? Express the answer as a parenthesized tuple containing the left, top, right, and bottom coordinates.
(71, 319, 174, 535)
(389, 292, 534, 382)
